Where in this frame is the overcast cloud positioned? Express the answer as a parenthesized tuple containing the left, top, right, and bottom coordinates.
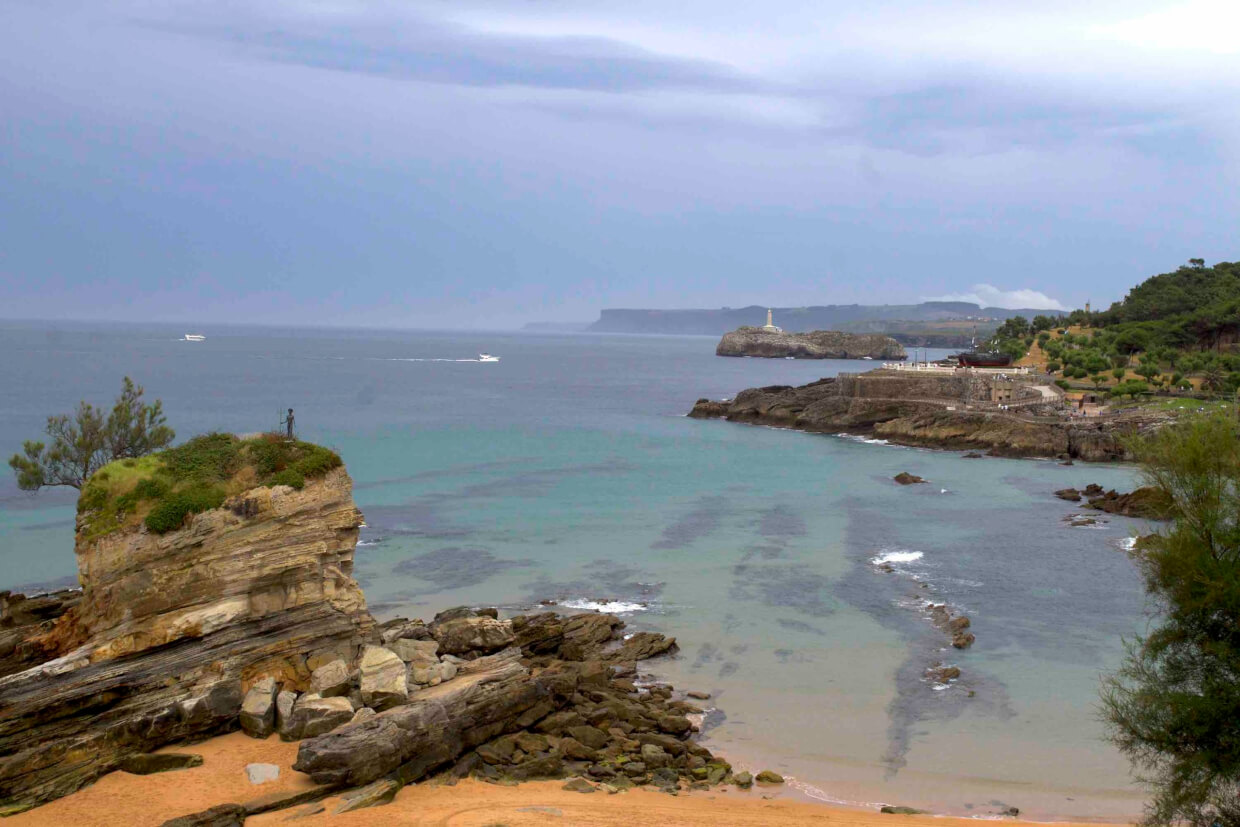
(1, 0, 1237, 327)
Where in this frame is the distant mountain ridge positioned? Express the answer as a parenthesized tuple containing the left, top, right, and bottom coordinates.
(588, 303, 1063, 335)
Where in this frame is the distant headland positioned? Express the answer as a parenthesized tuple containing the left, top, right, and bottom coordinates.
(586, 302, 1063, 339)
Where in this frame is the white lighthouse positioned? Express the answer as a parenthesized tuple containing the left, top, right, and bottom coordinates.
(761, 308, 783, 333)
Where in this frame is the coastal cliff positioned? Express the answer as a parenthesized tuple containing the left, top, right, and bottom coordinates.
(716, 327, 906, 360)
(1, 438, 734, 818)
(689, 376, 1137, 461)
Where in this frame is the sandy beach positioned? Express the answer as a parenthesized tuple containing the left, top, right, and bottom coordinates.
(8, 731, 1129, 827)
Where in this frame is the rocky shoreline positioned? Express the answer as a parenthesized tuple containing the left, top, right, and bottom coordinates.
(0, 457, 775, 824)
(689, 375, 1142, 461)
(716, 327, 906, 360)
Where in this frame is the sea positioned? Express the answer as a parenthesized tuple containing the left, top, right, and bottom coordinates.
(0, 321, 1152, 820)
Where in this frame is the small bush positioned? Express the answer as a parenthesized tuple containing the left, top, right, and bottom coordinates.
(114, 491, 140, 514)
(133, 477, 169, 500)
(144, 485, 226, 534)
(160, 433, 241, 482)
(77, 483, 109, 514)
(268, 468, 305, 490)
(293, 446, 341, 479)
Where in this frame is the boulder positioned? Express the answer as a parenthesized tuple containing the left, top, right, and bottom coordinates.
(566, 725, 609, 750)
(309, 660, 351, 698)
(756, 770, 785, 784)
(559, 737, 598, 761)
(605, 632, 677, 663)
(657, 715, 692, 736)
(119, 753, 204, 775)
(276, 690, 299, 740)
(358, 645, 408, 710)
(239, 677, 279, 738)
(392, 638, 439, 664)
(640, 743, 670, 769)
(1054, 488, 1082, 502)
(294, 649, 573, 788)
(245, 763, 280, 785)
(334, 778, 401, 813)
(894, 472, 926, 485)
(881, 805, 927, 815)
(951, 632, 976, 649)
(350, 707, 376, 725)
(432, 616, 515, 656)
(379, 618, 431, 644)
(563, 777, 596, 793)
(293, 696, 354, 738)
(160, 803, 246, 827)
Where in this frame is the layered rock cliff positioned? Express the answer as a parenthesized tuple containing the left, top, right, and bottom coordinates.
(716, 327, 906, 360)
(689, 376, 1137, 461)
(0, 466, 374, 812)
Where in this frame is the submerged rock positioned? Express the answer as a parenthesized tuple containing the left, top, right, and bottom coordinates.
(894, 472, 927, 485)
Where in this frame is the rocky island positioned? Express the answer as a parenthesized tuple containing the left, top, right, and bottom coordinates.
(0, 434, 745, 822)
(717, 326, 906, 360)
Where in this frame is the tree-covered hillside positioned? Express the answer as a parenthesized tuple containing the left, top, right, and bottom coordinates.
(1096, 260, 1240, 349)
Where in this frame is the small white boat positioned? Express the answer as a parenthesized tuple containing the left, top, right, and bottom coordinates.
(183, 334, 206, 342)
(478, 353, 500, 362)
(861, 356, 874, 360)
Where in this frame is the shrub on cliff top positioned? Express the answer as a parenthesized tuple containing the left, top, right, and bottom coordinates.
(144, 485, 227, 533)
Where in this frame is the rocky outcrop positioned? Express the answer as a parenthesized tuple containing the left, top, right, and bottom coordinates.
(0, 466, 374, 813)
(689, 376, 1135, 461)
(716, 327, 906, 360)
(893, 472, 926, 485)
(1083, 486, 1173, 520)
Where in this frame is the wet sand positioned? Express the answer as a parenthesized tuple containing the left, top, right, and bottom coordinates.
(9, 731, 1131, 827)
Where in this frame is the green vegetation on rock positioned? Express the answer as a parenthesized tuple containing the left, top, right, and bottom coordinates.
(77, 432, 342, 539)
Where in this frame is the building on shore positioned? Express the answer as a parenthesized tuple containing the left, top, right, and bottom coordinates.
(761, 308, 783, 333)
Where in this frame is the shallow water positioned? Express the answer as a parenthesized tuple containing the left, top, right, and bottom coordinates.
(0, 322, 1150, 819)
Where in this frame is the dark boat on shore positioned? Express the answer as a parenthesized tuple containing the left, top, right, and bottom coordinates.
(956, 351, 1014, 368)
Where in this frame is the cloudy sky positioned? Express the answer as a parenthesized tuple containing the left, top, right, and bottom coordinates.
(2, 1, 1237, 328)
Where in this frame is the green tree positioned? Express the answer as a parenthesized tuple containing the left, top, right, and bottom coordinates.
(1102, 413, 1240, 826)
(8, 377, 174, 490)
(1047, 360, 1062, 375)
(1112, 367, 1126, 382)
(1091, 373, 1107, 390)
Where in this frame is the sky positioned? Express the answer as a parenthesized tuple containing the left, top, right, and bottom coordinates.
(1, 1, 1238, 329)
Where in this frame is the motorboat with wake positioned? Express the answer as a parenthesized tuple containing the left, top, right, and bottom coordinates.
(183, 334, 206, 342)
(478, 353, 500, 362)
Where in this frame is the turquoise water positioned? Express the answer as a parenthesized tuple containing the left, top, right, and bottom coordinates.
(0, 322, 1150, 819)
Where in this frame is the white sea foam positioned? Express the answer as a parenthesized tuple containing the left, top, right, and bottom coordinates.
(357, 539, 382, 547)
(1118, 536, 1138, 551)
(560, 598, 647, 614)
(872, 550, 924, 565)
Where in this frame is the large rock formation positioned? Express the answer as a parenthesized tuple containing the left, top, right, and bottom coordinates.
(689, 375, 1140, 461)
(716, 327, 906, 360)
(0, 466, 373, 813)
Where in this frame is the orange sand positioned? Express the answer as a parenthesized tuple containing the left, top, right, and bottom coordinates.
(9, 732, 1132, 827)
